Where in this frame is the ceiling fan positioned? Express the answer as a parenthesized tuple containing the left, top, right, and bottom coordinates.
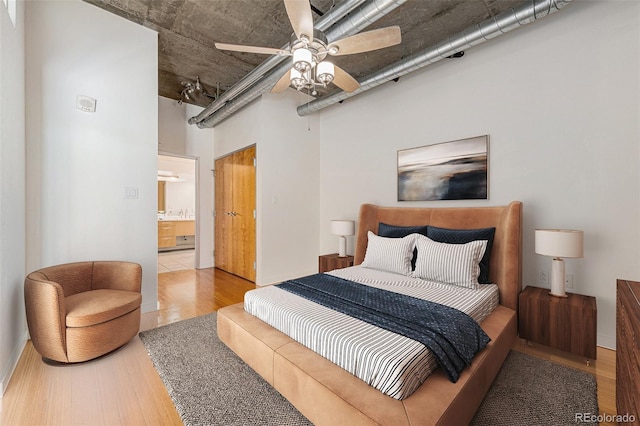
(215, 0, 401, 95)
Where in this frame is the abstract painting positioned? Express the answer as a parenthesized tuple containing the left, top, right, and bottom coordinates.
(398, 135, 488, 201)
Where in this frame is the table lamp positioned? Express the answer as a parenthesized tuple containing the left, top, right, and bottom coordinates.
(331, 220, 355, 257)
(535, 229, 584, 297)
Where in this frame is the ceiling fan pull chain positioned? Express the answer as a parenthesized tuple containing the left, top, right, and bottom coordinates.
(307, 87, 311, 131)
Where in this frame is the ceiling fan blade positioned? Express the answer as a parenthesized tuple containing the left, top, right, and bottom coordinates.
(215, 42, 288, 56)
(284, 0, 314, 40)
(271, 70, 291, 93)
(328, 26, 402, 56)
(333, 65, 360, 93)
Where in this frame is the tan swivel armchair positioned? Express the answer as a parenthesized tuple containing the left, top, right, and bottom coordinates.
(24, 261, 142, 363)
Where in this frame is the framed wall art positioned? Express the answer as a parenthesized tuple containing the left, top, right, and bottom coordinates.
(398, 135, 488, 201)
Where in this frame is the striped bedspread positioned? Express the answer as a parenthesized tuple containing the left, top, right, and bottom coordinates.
(243, 266, 499, 400)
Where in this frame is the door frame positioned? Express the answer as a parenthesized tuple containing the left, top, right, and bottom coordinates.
(158, 152, 200, 269)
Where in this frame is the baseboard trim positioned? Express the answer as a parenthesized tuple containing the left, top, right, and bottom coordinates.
(0, 329, 28, 398)
(597, 333, 616, 351)
(141, 301, 158, 314)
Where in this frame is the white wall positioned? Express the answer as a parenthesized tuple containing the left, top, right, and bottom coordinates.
(259, 93, 321, 283)
(158, 96, 187, 154)
(186, 103, 215, 269)
(214, 90, 320, 285)
(165, 181, 195, 215)
(214, 97, 262, 155)
(318, 1, 639, 349)
(0, 0, 26, 396)
(25, 1, 159, 312)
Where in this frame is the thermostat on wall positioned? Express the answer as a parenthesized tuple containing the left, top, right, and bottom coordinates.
(76, 95, 97, 113)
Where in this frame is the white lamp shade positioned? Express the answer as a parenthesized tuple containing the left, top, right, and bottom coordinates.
(290, 68, 305, 88)
(293, 48, 313, 73)
(331, 220, 355, 236)
(316, 61, 335, 84)
(535, 229, 584, 258)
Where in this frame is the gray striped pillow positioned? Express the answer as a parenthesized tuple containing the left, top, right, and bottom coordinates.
(412, 235, 487, 289)
(361, 231, 417, 276)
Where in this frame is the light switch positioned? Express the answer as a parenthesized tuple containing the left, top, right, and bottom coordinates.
(124, 187, 138, 199)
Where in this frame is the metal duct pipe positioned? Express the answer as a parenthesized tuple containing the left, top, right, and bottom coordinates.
(196, 61, 294, 128)
(197, 0, 408, 128)
(188, 0, 368, 126)
(297, 0, 572, 116)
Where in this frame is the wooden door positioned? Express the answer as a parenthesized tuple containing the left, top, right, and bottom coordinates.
(214, 146, 256, 282)
(231, 146, 256, 281)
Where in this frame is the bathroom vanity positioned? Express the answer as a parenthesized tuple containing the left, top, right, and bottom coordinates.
(158, 218, 195, 250)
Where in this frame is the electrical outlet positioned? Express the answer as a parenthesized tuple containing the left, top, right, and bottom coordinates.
(538, 270, 548, 284)
(565, 274, 574, 289)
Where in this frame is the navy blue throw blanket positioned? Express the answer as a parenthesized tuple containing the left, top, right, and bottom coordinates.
(277, 273, 490, 383)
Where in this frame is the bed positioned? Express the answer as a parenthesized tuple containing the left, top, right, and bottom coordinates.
(217, 202, 522, 425)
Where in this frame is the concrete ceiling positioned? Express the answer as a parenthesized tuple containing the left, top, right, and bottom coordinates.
(84, 0, 523, 108)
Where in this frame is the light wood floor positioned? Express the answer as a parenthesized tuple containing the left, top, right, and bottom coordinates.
(1, 268, 616, 425)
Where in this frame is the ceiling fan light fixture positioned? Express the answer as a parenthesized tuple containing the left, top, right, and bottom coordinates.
(214, 0, 402, 100)
(316, 61, 334, 85)
(290, 68, 306, 90)
(293, 48, 313, 73)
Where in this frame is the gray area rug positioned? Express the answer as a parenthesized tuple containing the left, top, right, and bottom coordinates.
(140, 313, 598, 426)
(139, 313, 311, 426)
(471, 350, 598, 425)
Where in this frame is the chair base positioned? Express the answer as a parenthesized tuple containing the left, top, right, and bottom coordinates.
(65, 307, 141, 363)
(41, 340, 130, 365)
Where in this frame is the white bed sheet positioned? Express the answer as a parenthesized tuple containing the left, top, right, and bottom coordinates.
(243, 265, 499, 400)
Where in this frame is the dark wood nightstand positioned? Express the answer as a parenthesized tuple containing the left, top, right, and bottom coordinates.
(519, 285, 597, 361)
(319, 253, 354, 273)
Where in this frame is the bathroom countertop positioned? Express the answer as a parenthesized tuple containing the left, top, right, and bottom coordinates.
(158, 217, 195, 222)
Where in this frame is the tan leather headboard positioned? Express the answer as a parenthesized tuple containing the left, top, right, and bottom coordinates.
(354, 202, 522, 312)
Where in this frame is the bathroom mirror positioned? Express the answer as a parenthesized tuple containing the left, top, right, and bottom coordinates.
(158, 181, 166, 213)
(158, 155, 196, 218)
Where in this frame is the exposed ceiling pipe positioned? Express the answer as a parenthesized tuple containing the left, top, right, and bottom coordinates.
(195, 0, 409, 128)
(297, 0, 572, 116)
(188, 0, 368, 126)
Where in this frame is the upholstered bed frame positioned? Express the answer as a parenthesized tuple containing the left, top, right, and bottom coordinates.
(217, 202, 522, 425)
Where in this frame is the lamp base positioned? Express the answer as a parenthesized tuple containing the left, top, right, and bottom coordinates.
(549, 257, 567, 298)
(338, 236, 347, 257)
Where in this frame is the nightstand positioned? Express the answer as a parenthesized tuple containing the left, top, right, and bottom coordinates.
(319, 253, 354, 273)
(519, 285, 597, 361)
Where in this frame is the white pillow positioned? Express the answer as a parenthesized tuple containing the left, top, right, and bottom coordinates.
(412, 235, 487, 289)
(361, 231, 417, 276)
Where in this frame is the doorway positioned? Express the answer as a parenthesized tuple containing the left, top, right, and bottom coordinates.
(214, 145, 256, 282)
(158, 154, 198, 272)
